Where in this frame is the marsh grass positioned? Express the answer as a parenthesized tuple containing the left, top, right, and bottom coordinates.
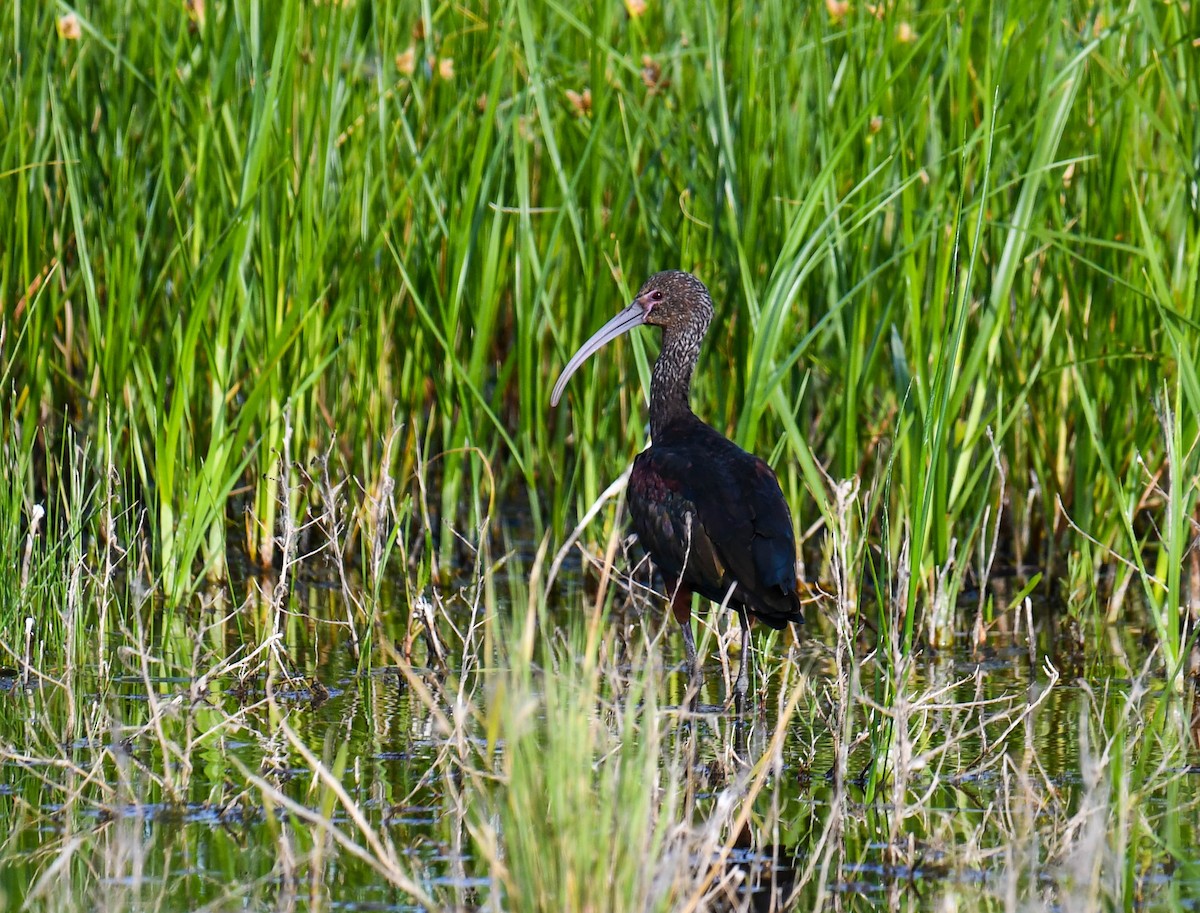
(3, 0, 1200, 909)
(2, 447, 1197, 912)
(2, 0, 1197, 650)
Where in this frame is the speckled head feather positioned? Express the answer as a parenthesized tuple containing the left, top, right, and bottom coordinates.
(635, 271, 715, 438)
(635, 270, 715, 336)
(548, 269, 717, 414)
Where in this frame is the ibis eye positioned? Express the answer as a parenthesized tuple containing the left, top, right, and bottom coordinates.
(652, 290, 663, 301)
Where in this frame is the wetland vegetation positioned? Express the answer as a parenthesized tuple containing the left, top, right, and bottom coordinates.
(1, 0, 1199, 909)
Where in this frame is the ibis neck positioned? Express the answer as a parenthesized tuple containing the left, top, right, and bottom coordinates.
(649, 328, 701, 440)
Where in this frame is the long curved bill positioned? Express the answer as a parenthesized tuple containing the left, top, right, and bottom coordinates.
(550, 301, 646, 407)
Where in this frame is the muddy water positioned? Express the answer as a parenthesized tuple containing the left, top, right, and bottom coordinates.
(0, 574, 1197, 912)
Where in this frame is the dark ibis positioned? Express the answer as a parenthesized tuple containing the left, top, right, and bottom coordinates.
(551, 270, 803, 700)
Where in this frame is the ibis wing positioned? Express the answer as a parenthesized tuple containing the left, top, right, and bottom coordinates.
(628, 450, 729, 601)
(697, 452, 801, 627)
(629, 439, 801, 627)
(739, 458, 802, 595)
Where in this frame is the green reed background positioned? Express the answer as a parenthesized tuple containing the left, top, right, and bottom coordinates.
(2, 0, 1198, 652)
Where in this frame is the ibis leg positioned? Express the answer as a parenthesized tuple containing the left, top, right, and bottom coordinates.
(670, 586, 697, 673)
(681, 620, 698, 671)
(734, 610, 751, 712)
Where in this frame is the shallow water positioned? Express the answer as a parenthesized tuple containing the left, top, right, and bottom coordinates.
(0, 572, 1197, 912)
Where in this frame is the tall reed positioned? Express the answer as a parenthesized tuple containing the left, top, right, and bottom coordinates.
(0, 0, 1196, 650)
